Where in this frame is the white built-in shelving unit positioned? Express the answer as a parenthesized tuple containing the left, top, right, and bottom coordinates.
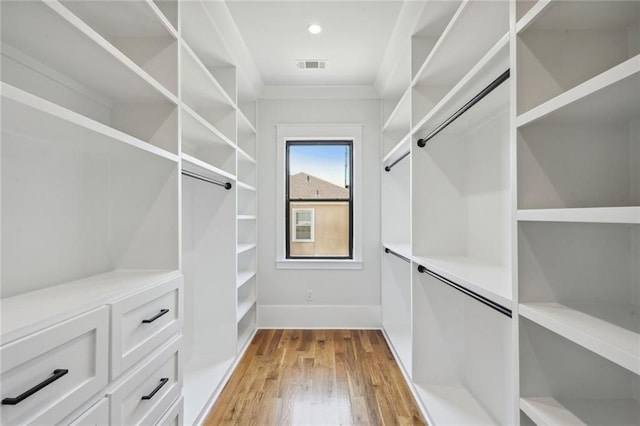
(1, 0, 258, 424)
(1, 0, 181, 317)
(515, 1, 639, 424)
(1, 1, 185, 425)
(381, 1, 514, 424)
(178, 1, 259, 424)
(380, 19, 412, 387)
(382, 1, 639, 425)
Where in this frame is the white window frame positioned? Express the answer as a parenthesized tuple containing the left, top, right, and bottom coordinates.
(276, 124, 363, 270)
(292, 208, 315, 242)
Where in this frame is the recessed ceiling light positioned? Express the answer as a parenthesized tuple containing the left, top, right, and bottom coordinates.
(307, 24, 322, 35)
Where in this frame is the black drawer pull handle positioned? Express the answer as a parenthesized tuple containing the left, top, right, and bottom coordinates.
(142, 309, 169, 324)
(141, 378, 169, 400)
(2, 369, 69, 405)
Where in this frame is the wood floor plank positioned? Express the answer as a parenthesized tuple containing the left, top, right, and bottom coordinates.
(204, 329, 426, 425)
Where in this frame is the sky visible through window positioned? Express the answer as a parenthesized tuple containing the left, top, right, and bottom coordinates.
(289, 144, 351, 187)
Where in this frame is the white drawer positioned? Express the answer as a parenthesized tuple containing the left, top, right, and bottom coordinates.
(69, 397, 109, 426)
(109, 336, 182, 426)
(0, 307, 109, 426)
(157, 396, 184, 426)
(110, 276, 182, 379)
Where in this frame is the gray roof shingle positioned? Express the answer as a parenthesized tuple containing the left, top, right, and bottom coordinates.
(289, 172, 349, 200)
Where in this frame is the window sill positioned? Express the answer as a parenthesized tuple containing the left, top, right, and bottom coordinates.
(276, 259, 363, 270)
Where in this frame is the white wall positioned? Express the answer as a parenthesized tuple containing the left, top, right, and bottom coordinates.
(257, 98, 382, 328)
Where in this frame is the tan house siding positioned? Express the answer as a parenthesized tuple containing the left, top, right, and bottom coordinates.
(290, 202, 349, 256)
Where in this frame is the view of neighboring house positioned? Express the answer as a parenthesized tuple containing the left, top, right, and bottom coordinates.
(289, 172, 350, 257)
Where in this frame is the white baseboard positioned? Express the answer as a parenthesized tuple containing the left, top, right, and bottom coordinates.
(258, 304, 381, 329)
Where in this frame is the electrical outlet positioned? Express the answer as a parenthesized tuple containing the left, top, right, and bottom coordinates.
(305, 289, 313, 303)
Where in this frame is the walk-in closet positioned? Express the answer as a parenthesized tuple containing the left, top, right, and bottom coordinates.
(1, 1, 638, 425)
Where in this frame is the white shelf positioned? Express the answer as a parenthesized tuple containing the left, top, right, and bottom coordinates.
(183, 355, 235, 426)
(147, 0, 180, 39)
(180, 0, 236, 104)
(411, 1, 462, 79)
(383, 88, 411, 132)
(237, 297, 257, 323)
(518, 1, 640, 33)
(521, 397, 585, 426)
(382, 322, 412, 373)
(182, 104, 236, 150)
(412, 0, 508, 87)
(238, 112, 257, 162)
(59, 0, 178, 96)
(237, 181, 257, 192)
(381, 42, 410, 121)
(1, 83, 178, 163)
(382, 243, 412, 260)
(181, 106, 236, 176)
(412, 255, 511, 309)
(520, 303, 640, 375)
(518, 207, 640, 224)
(517, 55, 640, 127)
(237, 215, 257, 221)
(3, 1, 177, 105)
(515, 0, 553, 34)
(237, 321, 257, 354)
(60, 0, 177, 40)
(516, 1, 640, 115)
(238, 109, 257, 135)
(237, 147, 257, 165)
(521, 397, 640, 426)
(237, 271, 256, 289)
(1, 270, 181, 345)
(415, 383, 496, 426)
(237, 151, 257, 190)
(181, 42, 235, 109)
(413, 33, 509, 135)
(236, 244, 256, 255)
(382, 133, 411, 168)
(181, 153, 236, 182)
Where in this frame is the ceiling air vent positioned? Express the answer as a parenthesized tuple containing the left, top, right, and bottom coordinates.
(296, 59, 327, 70)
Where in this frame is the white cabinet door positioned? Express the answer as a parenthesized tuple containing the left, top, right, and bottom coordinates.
(69, 398, 109, 426)
(109, 336, 182, 426)
(157, 396, 184, 426)
(110, 276, 182, 379)
(0, 307, 109, 425)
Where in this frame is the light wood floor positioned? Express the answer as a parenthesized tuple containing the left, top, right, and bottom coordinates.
(204, 329, 426, 425)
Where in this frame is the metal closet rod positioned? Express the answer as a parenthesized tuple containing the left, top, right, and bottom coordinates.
(416, 265, 511, 318)
(182, 170, 232, 190)
(384, 150, 410, 172)
(416, 69, 510, 148)
(384, 247, 410, 263)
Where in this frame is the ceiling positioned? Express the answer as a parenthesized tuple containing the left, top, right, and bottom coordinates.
(225, 1, 404, 88)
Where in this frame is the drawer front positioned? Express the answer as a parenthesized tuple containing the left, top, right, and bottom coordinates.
(69, 397, 109, 426)
(157, 396, 184, 426)
(111, 276, 182, 379)
(109, 336, 182, 426)
(0, 307, 108, 426)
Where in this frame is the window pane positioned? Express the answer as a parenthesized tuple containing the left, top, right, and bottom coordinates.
(287, 142, 352, 259)
(296, 211, 311, 223)
(289, 144, 351, 200)
(295, 225, 311, 240)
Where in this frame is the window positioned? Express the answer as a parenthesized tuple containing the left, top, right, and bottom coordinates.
(292, 208, 314, 241)
(286, 141, 353, 259)
(276, 124, 362, 269)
